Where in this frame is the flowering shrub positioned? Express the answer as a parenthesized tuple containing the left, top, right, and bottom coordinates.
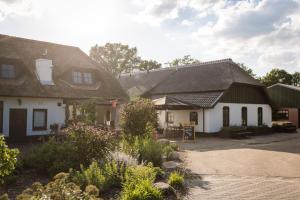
(16, 172, 100, 200)
(0, 135, 19, 184)
(120, 98, 158, 138)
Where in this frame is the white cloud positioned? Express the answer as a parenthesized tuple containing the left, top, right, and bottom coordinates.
(181, 19, 193, 26)
(0, 0, 35, 21)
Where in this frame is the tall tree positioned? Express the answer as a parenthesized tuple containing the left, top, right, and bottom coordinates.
(292, 72, 300, 86)
(260, 68, 293, 87)
(139, 60, 161, 71)
(90, 43, 161, 76)
(169, 55, 200, 66)
(89, 43, 141, 76)
(237, 63, 256, 78)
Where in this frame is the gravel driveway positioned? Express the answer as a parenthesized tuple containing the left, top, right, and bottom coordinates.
(177, 132, 300, 199)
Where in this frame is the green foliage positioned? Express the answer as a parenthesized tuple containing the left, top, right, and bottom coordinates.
(121, 164, 163, 200)
(169, 55, 200, 66)
(121, 179, 163, 200)
(121, 98, 158, 138)
(69, 160, 126, 192)
(163, 145, 174, 160)
(0, 135, 19, 184)
(66, 124, 117, 166)
(168, 171, 184, 189)
(137, 137, 163, 167)
(89, 43, 161, 76)
(16, 172, 100, 200)
(0, 193, 8, 200)
(238, 63, 256, 78)
(22, 125, 117, 175)
(260, 68, 293, 87)
(22, 137, 77, 175)
(139, 60, 161, 71)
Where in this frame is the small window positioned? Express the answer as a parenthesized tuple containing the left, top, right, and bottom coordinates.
(223, 106, 230, 127)
(242, 107, 247, 126)
(83, 72, 93, 84)
(190, 112, 198, 125)
(33, 109, 47, 130)
(1, 64, 15, 79)
(166, 112, 174, 124)
(258, 107, 263, 126)
(73, 71, 82, 84)
(276, 110, 289, 120)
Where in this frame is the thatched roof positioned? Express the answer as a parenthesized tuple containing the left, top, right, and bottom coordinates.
(0, 34, 127, 100)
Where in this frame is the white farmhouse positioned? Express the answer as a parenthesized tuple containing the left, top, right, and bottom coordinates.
(119, 59, 272, 133)
(0, 34, 127, 141)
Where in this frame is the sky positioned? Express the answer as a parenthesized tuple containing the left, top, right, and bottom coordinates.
(1, 0, 300, 76)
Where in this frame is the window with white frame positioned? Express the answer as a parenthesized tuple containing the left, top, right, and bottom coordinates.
(83, 72, 92, 84)
(73, 71, 82, 84)
(1, 64, 15, 79)
(166, 112, 174, 124)
(33, 109, 47, 130)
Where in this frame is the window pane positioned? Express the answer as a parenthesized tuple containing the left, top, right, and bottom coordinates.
(83, 72, 92, 84)
(258, 107, 263, 126)
(73, 71, 82, 83)
(1, 64, 15, 78)
(34, 110, 46, 128)
(242, 107, 247, 126)
(223, 107, 229, 127)
(190, 112, 198, 125)
(166, 112, 174, 123)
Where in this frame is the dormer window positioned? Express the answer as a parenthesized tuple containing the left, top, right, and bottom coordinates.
(83, 72, 92, 84)
(73, 71, 83, 84)
(1, 64, 15, 79)
(73, 71, 93, 84)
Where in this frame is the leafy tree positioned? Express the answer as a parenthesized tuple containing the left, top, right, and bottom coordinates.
(120, 98, 158, 138)
(0, 135, 19, 184)
(292, 72, 300, 86)
(169, 55, 200, 66)
(238, 63, 256, 78)
(260, 68, 293, 87)
(89, 43, 140, 76)
(139, 60, 161, 71)
(89, 43, 162, 76)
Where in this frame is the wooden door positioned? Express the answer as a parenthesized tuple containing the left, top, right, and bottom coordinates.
(0, 101, 3, 133)
(9, 109, 27, 141)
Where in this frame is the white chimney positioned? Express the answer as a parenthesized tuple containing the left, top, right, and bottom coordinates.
(35, 58, 54, 85)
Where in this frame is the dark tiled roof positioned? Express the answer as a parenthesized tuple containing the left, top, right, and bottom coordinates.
(0, 34, 127, 100)
(151, 92, 223, 108)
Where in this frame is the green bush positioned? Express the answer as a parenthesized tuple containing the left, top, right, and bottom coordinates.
(22, 125, 117, 175)
(121, 179, 163, 200)
(168, 171, 184, 189)
(0, 135, 19, 184)
(69, 160, 127, 192)
(121, 164, 163, 200)
(16, 172, 100, 200)
(22, 138, 77, 175)
(122, 136, 164, 167)
(66, 124, 117, 166)
(120, 98, 158, 138)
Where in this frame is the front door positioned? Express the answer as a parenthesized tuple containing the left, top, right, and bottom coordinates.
(0, 101, 3, 133)
(9, 109, 27, 141)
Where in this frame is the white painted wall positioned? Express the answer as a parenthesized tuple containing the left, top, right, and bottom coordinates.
(0, 97, 65, 136)
(156, 103, 272, 133)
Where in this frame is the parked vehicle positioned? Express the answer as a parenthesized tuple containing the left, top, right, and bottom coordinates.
(272, 121, 297, 133)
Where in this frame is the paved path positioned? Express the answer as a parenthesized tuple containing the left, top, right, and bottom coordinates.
(177, 133, 300, 199)
(184, 175, 300, 200)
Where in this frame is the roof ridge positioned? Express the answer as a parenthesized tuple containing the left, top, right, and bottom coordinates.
(0, 34, 79, 49)
(119, 58, 233, 77)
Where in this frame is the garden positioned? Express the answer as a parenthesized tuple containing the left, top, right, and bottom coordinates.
(0, 98, 186, 200)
